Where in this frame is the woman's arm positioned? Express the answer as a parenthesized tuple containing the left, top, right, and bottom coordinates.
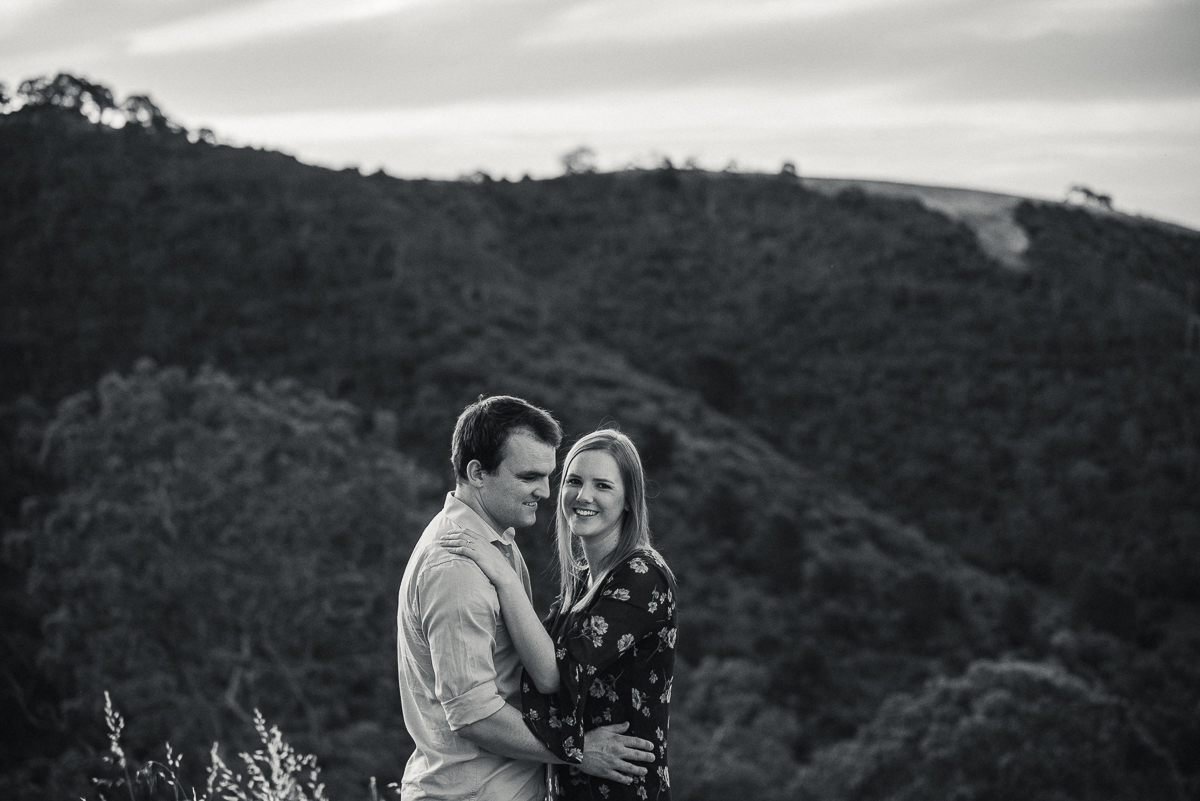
(439, 529, 560, 692)
(522, 553, 676, 768)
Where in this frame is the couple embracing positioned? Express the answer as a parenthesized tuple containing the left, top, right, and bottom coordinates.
(397, 395, 678, 801)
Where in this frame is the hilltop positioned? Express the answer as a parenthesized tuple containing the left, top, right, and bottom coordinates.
(2, 76, 1199, 801)
(801, 177, 1034, 269)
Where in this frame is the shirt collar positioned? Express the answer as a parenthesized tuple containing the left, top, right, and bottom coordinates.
(443, 492, 517, 545)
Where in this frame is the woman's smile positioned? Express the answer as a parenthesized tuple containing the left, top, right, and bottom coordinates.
(562, 450, 627, 544)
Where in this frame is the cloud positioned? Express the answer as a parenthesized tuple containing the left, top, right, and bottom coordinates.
(502, 0, 1198, 112)
(126, 0, 436, 55)
(199, 85, 892, 144)
(190, 82, 1200, 228)
(944, 0, 1182, 40)
(199, 84, 1200, 146)
(523, 0, 928, 46)
(0, 0, 51, 19)
(0, 0, 66, 37)
(521, 0, 1174, 48)
(2, 0, 1195, 227)
(907, 0, 1200, 103)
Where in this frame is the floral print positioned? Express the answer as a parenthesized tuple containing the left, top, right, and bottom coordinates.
(582, 615, 610, 648)
(523, 550, 677, 801)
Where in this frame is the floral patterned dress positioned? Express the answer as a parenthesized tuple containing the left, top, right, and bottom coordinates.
(522, 550, 677, 801)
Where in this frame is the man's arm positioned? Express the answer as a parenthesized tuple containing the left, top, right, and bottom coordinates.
(457, 703, 557, 762)
(459, 706, 655, 784)
(420, 559, 653, 782)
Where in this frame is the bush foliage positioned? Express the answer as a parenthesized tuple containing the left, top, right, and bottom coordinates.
(6, 362, 434, 798)
(796, 659, 1185, 801)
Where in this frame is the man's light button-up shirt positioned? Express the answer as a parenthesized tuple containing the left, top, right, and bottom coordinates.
(396, 493, 543, 801)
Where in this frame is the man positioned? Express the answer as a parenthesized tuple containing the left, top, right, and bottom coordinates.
(397, 395, 655, 800)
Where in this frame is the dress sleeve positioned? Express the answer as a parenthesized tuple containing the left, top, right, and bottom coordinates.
(562, 555, 674, 673)
(522, 554, 675, 762)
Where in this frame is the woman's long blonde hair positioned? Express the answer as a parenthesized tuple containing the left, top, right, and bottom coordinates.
(553, 428, 673, 613)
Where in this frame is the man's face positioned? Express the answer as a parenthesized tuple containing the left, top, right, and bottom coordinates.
(475, 429, 557, 532)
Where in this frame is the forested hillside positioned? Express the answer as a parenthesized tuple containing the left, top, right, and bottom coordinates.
(2, 75, 1198, 800)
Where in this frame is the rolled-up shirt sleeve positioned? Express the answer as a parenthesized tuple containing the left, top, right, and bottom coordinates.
(418, 556, 505, 730)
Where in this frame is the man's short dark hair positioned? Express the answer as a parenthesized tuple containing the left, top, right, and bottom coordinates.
(451, 395, 562, 481)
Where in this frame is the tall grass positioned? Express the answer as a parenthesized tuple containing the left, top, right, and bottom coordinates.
(92, 693, 349, 801)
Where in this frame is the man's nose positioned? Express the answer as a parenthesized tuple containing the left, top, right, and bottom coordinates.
(534, 477, 550, 499)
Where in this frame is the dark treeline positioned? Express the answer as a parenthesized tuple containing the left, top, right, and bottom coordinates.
(2, 76, 1198, 800)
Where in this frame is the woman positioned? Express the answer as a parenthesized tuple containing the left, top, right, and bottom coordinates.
(441, 428, 677, 801)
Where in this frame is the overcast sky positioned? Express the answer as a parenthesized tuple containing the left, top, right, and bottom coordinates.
(2, 0, 1198, 228)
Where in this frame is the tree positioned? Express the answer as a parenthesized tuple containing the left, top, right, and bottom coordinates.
(1067, 184, 1114, 210)
(11, 361, 437, 798)
(670, 658, 802, 801)
(121, 94, 174, 133)
(795, 659, 1185, 801)
(561, 145, 597, 175)
(16, 73, 115, 120)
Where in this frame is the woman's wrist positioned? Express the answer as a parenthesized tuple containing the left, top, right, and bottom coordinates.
(492, 568, 522, 593)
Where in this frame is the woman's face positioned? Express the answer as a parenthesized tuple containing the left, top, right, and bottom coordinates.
(561, 449, 627, 545)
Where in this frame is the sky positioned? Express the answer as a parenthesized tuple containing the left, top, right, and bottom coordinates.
(2, 0, 1198, 229)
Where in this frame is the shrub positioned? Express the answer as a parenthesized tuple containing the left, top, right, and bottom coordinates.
(794, 659, 1185, 801)
(11, 361, 436, 797)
